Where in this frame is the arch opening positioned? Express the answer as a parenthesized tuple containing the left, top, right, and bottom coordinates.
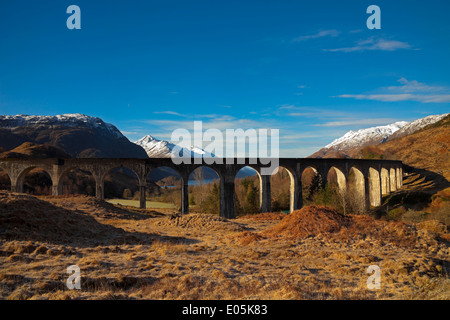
(189, 166, 220, 214)
(18, 167, 53, 195)
(0, 167, 11, 191)
(234, 166, 260, 216)
(270, 167, 293, 213)
(346, 167, 366, 214)
(145, 166, 181, 210)
(301, 166, 324, 206)
(321, 166, 348, 213)
(104, 166, 139, 207)
(59, 168, 96, 196)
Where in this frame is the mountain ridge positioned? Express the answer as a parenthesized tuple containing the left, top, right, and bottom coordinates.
(0, 113, 148, 158)
(310, 113, 449, 159)
(134, 134, 214, 158)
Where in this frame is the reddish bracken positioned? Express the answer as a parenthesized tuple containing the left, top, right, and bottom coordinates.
(262, 205, 352, 239)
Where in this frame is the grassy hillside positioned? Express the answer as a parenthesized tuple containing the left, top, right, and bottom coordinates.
(377, 114, 450, 179)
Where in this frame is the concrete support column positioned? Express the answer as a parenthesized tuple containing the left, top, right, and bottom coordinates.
(371, 172, 382, 207)
(390, 169, 397, 192)
(220, 178, 236, 219)
(290, 174, 302, 212)
(11, 176, 23, 193)
(260, 174, 271, 213)
(52, 184, 60, 196)
(180, 174, 189, 215)
(396, 168, 402, 189)
(95, 179, 104, 201)
(400, 167, 403, 187)
(139, 185, 146, 209)
(381, 169, 390, 195)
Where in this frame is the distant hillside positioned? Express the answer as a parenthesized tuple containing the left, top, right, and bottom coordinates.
(0, 142, 71, 159)
(0, 114, 148, 158)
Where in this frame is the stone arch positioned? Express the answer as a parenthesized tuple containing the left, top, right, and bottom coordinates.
(380, 167, 390, 195)
(271, 165, 300, 213)
(234, 166, 260, 215)
(16, 166, 54, 195)
(269, 166, 289, 212)
(57, 166, 96, 196)
(368, 167, 382, 207)
(139, 166, 183, 210)
(347, 167, 366, 214)
(0, 166, 11, 191)
(147, 166, 181, 188)
(188, 166, 221, 213)
(102, 165, 140, 201)
(325, 166, 347, 212)
(326, 166, 347, 194)
(301, 166, 324, 204)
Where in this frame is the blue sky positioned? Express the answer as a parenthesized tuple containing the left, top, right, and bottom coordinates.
(0, 0, 449, 156)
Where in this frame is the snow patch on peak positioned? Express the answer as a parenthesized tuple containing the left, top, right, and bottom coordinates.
(134, 135, 214, 158)
(0, 114, 124, 139)
(388, 113, 449, 140)
(324, 121, 409, 150)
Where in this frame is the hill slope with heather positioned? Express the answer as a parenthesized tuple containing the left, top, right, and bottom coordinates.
(377, 114, 450, 179)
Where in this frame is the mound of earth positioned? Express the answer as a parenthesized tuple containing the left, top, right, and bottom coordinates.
(263, 206, 351, 239)
(236, 205, 447, 252)
(156, 213, 244, 232)
(0, 192, 148, 246)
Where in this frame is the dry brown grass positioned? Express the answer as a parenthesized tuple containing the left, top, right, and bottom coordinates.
(0, 193, 448, 300)
(239, 212, 287, 221)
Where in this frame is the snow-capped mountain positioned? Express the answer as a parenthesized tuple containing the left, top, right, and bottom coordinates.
(324, 121, 408, 150)
(135, 135, 214, 158)
(0, 113, 147, 158)
(310, 113, 449, 158)
(387, 113, 449, 141)
(0, 114, 124, 139)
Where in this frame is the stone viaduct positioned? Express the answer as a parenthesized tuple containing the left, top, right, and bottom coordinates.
(0, 158, 403, 218)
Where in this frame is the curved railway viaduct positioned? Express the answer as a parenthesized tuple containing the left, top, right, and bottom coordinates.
(0, 158, 403, 219)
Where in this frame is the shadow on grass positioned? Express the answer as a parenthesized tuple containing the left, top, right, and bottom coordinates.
(370, 165, 450, 220)
(0, 193, 197, 248)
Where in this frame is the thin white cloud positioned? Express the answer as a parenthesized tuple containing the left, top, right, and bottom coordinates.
(292, 29, 340, 42)
(314, 118, 402, 127)
(277, 105, 351, 118)
(337, 94, 450, 103)
(324, 37, 412, 52)
(336, 78, 450, 103)
(386, 78, 447, 93)
(153, 111, 186, 117)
